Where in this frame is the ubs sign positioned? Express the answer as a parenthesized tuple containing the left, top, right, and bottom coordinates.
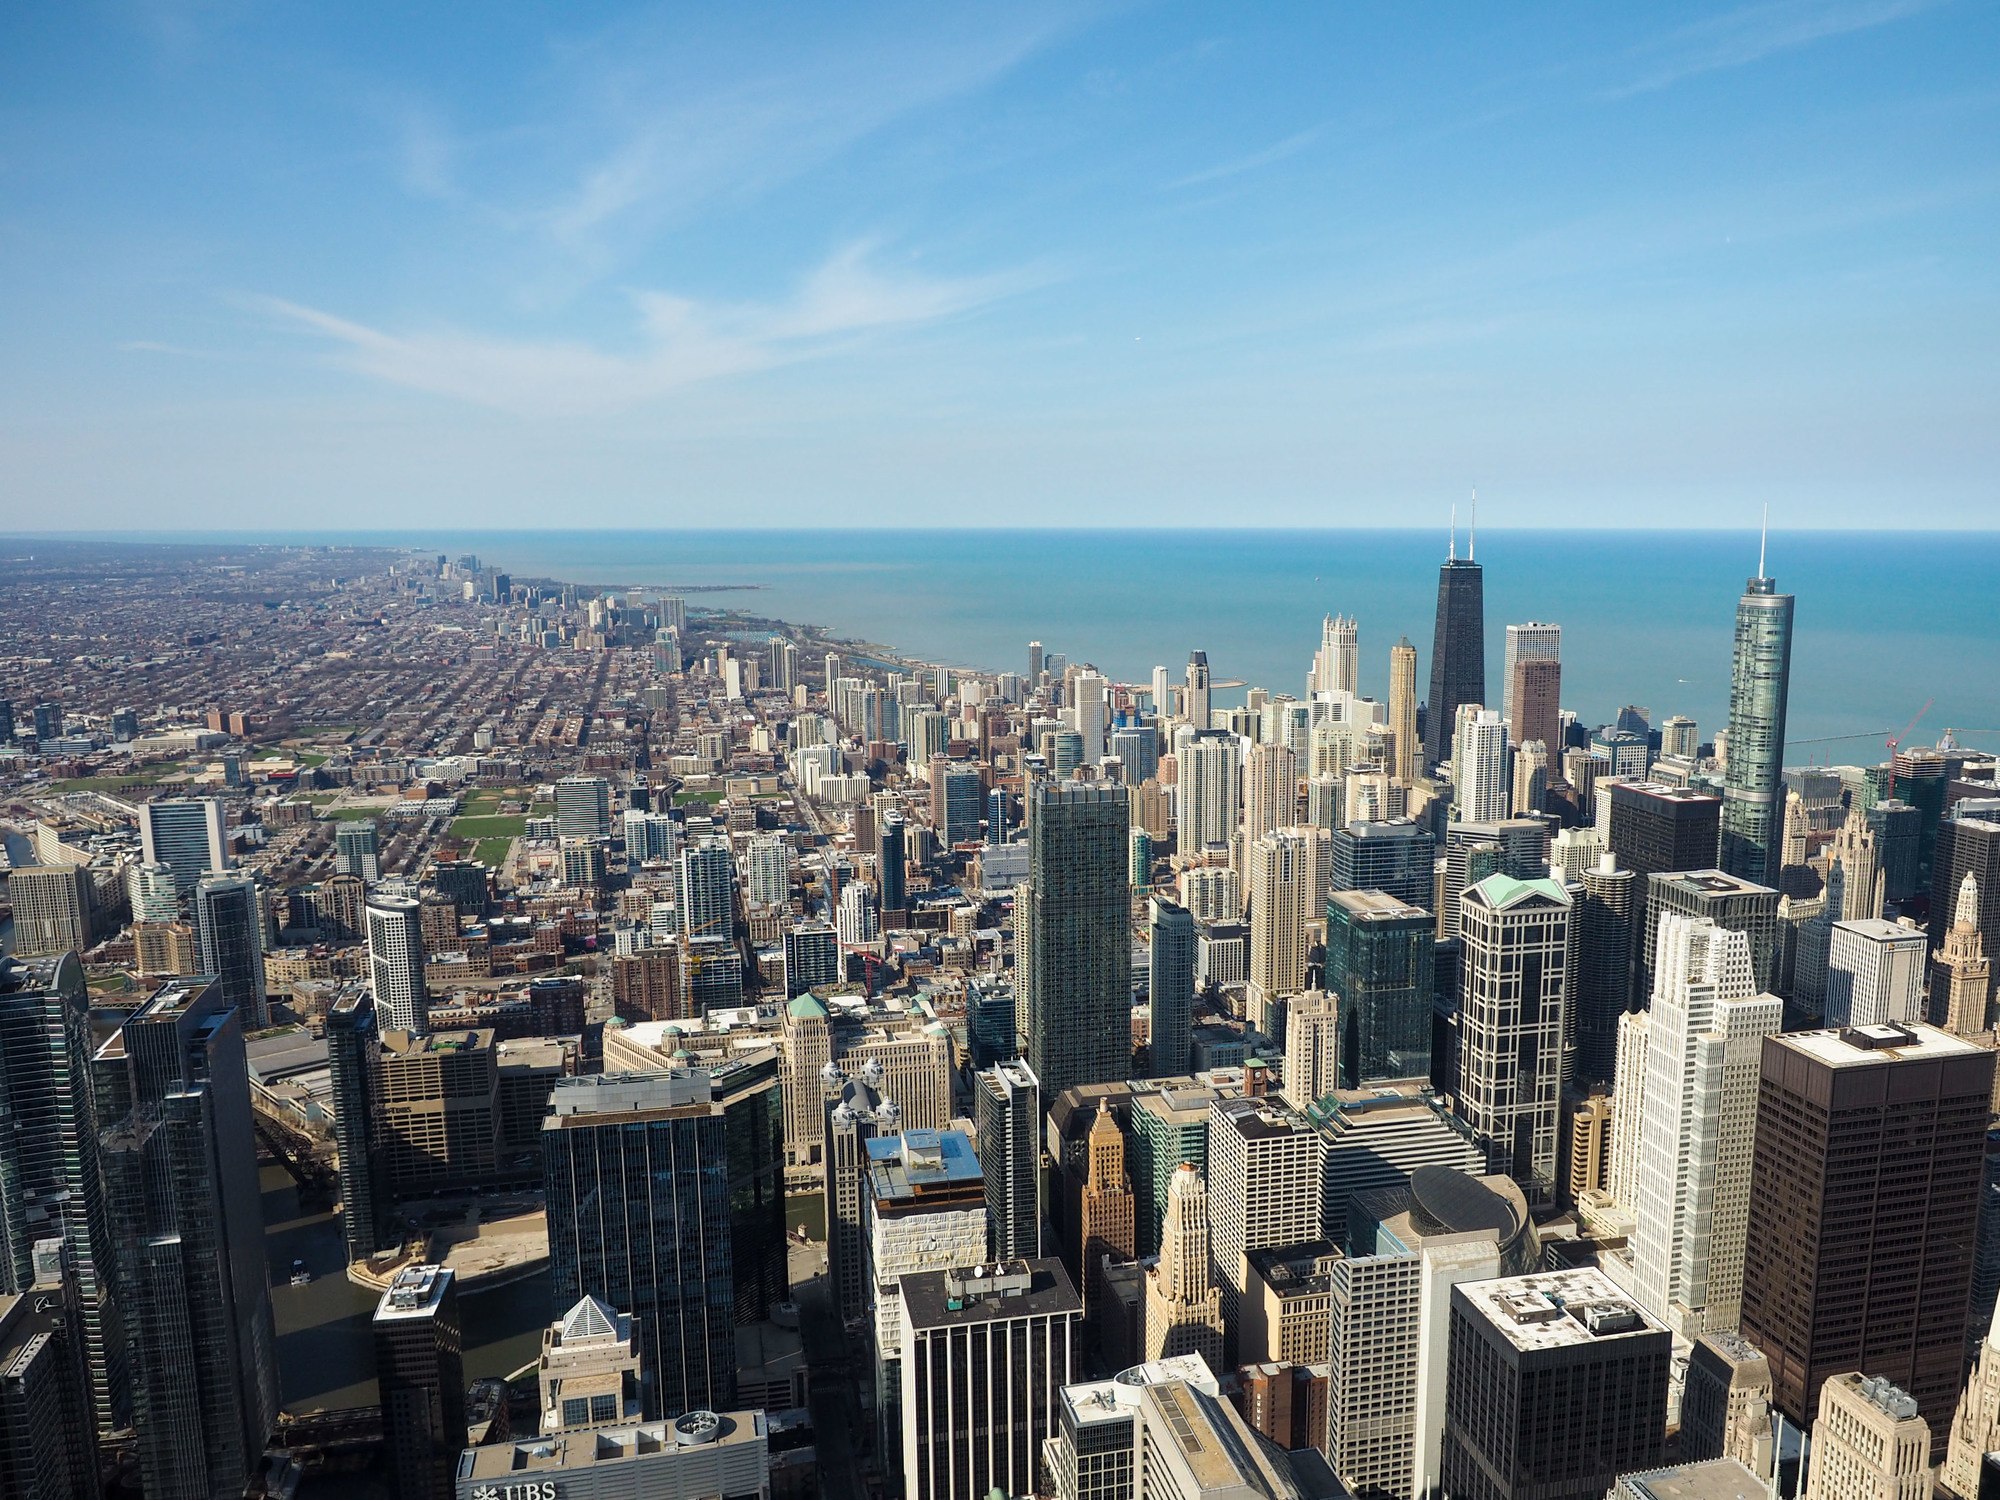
(471, 1485, 559, 1500)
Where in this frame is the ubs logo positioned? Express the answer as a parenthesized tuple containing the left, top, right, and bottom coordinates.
(471, 1484, 559, 1500)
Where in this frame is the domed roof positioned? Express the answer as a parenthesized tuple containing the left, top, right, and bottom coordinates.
(1407, 1166, 1523, 1241)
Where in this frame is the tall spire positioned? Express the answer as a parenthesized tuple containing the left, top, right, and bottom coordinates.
(1758, 503, 1768, 580)
(1469, 487, 1477, 562)
(1959, 872, 1982, 931)
(1449, 502, 1457, 562)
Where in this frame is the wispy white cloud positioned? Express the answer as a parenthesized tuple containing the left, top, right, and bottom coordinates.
(1166, 125, 1326, 191)
(1606, 0, 1944, 99)
(249, 242, 1047, 416)
(518, 10, 1081, 275)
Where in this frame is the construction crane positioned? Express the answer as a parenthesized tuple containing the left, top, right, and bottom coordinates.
(1885, 698, 1934, 801)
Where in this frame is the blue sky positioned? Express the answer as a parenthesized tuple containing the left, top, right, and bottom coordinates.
(2, 1, 1996, 529)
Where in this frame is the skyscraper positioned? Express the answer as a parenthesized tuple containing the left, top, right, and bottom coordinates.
(139, 796, 229, 892)
(1934, 874, 1993, 1038)
(1247, 828, 1311, 1027)
(1142, 1164, 1226, 1367)
(1331, 818, 1435, 911)
(677, 837, 736, 943)
(900, 1259, 1080, 1500)
(372, 1264, 465, 1500)
(876, 810, 907, 912)
(1243, 740, 1299, 846)
(1019, 781, 1130, 1098)
(6, 866, 93, 959)
(323, 988, 391, 1273)
(974, 1060, 1042, 1260)
(1607, 782, 1723, 878)
(542, 1058, 786, 1420)
(1500, 622, 1557, 722)
(1185, 650, 1212, 729)
(1457, 873, 1572, 1202)
(1627, 918, 1781, 1338)
(1572, 854, 1640, 1084)
(333, 818, 382, 882)
(0, 1286, 95, 1499)
(1719, 551, 1795, 886)
(367, 889, 429, 1035)
(1176, 729, 1241, 855)
(1452, 708, 1511, 823)
(1146, 896, 1195, 1079)
(1077, 1109, 1136, 1314)
(1740, 1022, 1992, 1455)
(192, 873, 269, 1030)
(0, 955, 125, 1434)
(1803, 1374, 1930, 1500)
(1326, 889, 1434, 1088)
(1425, 522, 1485, 771)
(1442, 1268, 1669, 1500)
(97, 977, 281, 1500)
(1824, 918, 1927, 1028)
(1389, 635, 1420, 785)
(1208, 1095, 1324, 1360)
(1312, 613, 1360, 697)
(1504, 624, 1562, 754)
(554, 775, 612, 839)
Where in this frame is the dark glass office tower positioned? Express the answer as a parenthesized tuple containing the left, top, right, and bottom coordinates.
(1147, 896, 1196, 1079)
(1720, 564, 1794, 886)
(1331, 818, 1436, 912)
(97, 977, 281, 1500)
(0, 955, 125, 1435)
(1426, 541, 1485, 770)
(1739, 1022, 1991, 1459)
(1326, 890, 1434, 1087)
(1019, 781, 1131, 1097)
(542, 1055, 785, 1419)
(192, 874, 269, 1030)
(876, 810, 907, 912)
(372, 1264, 465, 1500)
(1572, 856, 1639, 1083)
(1607, 783, 1723, 878)
(974, 1060, 1042, 1260)
(1442, 1268, 1669, 1500)
(326, 986, 391, 1265)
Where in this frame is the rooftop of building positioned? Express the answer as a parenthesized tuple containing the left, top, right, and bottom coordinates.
(1457, 1267, 1665, 1352)
(866, 1127, 983, 1201)
(382, 1026, 494, 1057)
(1328, 888, 1430, 922)
(1248, 1241, 1340, 1295)
(901, 1258, 1081, 1329)
(1829, 916, 1927, 942)
(1059, 1355, 1221, 1430)
(374, 1263, 453, 1322)
(1465, 872, 1570, 909)
(1609, 781, 1721, 805)
(1619, 1458, 1769, 1500)
(1213, 1094, 1319, 1142)
(1649, 869, 1775, 898)
(458, 1410, 765, 1480)
(1777, 1020, 1986, 1068)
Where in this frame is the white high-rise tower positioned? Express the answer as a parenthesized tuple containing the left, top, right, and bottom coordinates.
(1311, 614, 1359, 698)
(1629, 915, 1781, 1337)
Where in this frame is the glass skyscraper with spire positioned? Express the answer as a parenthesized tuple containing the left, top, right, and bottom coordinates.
(1720, 549, 1795, 887)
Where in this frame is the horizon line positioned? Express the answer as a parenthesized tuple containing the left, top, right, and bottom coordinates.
(6, 523, 1998, 539)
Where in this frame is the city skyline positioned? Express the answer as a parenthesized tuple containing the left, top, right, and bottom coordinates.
(5, 4, 1998, 529)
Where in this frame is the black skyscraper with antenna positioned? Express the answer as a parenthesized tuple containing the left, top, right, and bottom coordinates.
(1426, 495, 1486, 770)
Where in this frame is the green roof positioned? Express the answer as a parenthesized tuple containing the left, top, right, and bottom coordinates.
(787, 995, 829, 1020)
(1469, 872, 1570, 909)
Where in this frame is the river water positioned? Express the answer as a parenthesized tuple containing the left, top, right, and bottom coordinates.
(260, 1165, 550, 1412)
